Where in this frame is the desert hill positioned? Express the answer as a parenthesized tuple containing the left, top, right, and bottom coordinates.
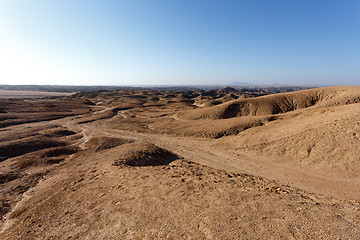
(179, 86, 360, 119)
(0, 86, 360, 238)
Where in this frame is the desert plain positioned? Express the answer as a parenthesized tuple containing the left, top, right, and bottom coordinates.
(0, 86, 360, 239)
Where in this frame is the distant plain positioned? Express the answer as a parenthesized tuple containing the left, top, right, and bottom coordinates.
(0, 90, 74, 99)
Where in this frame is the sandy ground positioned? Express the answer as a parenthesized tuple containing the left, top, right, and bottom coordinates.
(1, 86, 360, 239)
(0, 90, 74, 99)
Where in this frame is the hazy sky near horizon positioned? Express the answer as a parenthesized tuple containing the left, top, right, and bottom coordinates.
(0, 0, 359, 86)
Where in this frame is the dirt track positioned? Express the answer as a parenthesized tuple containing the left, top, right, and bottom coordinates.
(73, 115, 360, 201)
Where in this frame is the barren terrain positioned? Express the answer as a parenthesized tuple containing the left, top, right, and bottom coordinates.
(0, 90, 74, 99)
(1, 86, 360, 239)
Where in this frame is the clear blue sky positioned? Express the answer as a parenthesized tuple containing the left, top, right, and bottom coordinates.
(0, 0, 359, 86)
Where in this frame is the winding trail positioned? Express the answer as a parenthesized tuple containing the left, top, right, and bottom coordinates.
(69, 116, 360, 201)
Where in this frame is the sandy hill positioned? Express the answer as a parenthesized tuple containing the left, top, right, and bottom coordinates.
(179, 86, 360, 119)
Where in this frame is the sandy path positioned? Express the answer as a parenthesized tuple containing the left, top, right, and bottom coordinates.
(69, 121, 360, 201)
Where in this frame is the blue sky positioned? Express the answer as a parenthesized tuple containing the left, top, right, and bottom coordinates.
(0, 0, 359, 86)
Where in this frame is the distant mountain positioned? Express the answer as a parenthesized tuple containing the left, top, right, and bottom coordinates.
(228, 81, 257, 87)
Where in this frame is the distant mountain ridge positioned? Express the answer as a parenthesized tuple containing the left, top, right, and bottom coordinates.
(228, 81, 255, 87)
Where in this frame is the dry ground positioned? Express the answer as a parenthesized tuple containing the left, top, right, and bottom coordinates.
(0, 90, 74, 99)
(0, 87, 360, 239)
